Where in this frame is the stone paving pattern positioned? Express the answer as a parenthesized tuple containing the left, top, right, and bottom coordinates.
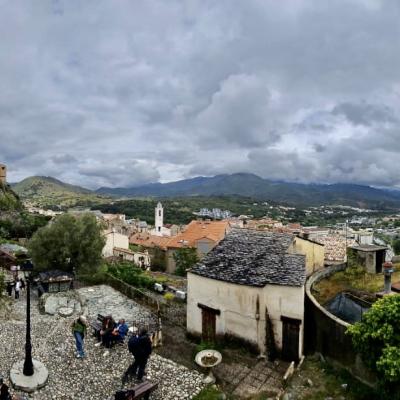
(0, 286, 204, 399)
(215, 360, 288, 399)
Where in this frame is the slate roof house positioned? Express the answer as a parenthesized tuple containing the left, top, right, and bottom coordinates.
(187, 230, 307, 361)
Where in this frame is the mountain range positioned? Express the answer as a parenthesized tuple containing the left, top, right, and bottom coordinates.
(10, 173, 400, 209)
(11, 176, 109, 208)
(98, 172, 400, 208)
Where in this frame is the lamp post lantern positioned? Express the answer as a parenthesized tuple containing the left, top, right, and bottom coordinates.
(20, 260, 34, 376)
(10, 259, 48, 392)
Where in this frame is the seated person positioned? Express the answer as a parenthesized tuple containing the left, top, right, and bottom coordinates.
(111, 319, 129, 343)
(100, 315, 116, 348)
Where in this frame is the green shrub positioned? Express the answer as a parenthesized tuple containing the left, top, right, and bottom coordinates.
(347, 295, 400, 397)
(163, 292, 175, 302)
(106, 261, 156, 290)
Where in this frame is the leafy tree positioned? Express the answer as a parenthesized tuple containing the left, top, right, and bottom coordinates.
(347, 295, 400, 396)
(392, 239, 400, 256)
(28, 213, 105, 274)
(173, 247, 199, 276)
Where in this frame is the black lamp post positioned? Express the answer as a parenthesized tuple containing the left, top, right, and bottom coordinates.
(20, 259, 34, 376)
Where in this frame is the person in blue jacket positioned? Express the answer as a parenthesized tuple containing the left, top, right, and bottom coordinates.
(112, 319, 129, 344)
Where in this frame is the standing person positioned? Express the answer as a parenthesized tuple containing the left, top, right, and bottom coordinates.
(6, 281, 13, 297)
(20, 278, 25, 292)
(14, 279, 21, 300)
(0, 375, 11, 400)
(126, 327, 152, 382)
(71, 315, 87, 358)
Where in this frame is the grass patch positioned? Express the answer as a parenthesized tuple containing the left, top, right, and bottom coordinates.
(192, 386, 225, 400)
(313, 265, 400, 304)
(285, 357, 377, 400)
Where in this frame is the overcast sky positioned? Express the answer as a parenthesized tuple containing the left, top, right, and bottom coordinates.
(1, 0, 400, 189)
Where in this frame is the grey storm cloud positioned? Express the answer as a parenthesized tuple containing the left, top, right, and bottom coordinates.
(1, 0, 400, 188)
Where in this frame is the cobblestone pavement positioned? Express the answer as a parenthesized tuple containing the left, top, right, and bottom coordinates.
(0, 286, 204, 400)
(77, 285, 158, 326)
(215, 359, 288, 398)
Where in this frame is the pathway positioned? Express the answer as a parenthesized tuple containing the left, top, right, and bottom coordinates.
(215, 359, 289, 398)
(0, 286, 204, 400)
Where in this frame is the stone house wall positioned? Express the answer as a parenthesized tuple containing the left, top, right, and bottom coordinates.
(187, 272, 304, 358)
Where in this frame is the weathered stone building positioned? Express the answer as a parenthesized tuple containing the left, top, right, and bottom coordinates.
(187, 230, 307, 361)
(347, 244, 387, 273)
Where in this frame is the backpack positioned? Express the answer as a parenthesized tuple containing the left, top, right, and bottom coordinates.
(128, 335, 139, 355)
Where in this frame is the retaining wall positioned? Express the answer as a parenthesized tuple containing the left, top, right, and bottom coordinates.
(305, 264, 376, 385)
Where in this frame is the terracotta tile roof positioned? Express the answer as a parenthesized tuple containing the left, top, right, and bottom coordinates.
(316, 234, 356, 262)
(167, 220, 230, 249)
(129, 233, 172, 250)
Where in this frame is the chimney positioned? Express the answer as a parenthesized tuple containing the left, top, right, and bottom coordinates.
(383, 261, 394, 294)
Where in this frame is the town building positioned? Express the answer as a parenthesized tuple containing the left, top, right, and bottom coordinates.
(0, 243, 28, 269)
(187, 230, 307, 361)
(129, 233, 172, 269)
(0, 163, 7, 185)
(36, 270, 74, 294)
(112, 247, 151, 269)
(290, 236, 325, 276)
(353, 230, 373, 245)
(166, 220, 230, 274)
(102, 229, 129, 258)
(302, 226, 330, 241)
(315, 234, 356, 264)
(193, 208, 233, 220)
(347, 244, 387, 274)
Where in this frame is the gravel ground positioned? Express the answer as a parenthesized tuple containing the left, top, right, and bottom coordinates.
(0, 287, 204, 400)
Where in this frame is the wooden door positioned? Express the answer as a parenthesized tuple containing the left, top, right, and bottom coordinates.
(281, 317, 300, 362)
(202, 308, 216, 342)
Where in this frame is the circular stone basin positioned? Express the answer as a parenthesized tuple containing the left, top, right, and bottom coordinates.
(10, 359, 49, 393)
(58, 307, 74, 317)
(195, 350, 222, 368)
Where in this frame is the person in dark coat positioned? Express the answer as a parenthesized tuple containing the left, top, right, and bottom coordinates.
(126, 327, 152, 381)
(6, 282, 13, 297)
(0, 375, 11, 400)
(100, 315, 115, 349)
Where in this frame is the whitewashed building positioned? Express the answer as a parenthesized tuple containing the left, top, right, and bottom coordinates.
(102, 230, 129, 258)
(187, 230, 307, 361)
